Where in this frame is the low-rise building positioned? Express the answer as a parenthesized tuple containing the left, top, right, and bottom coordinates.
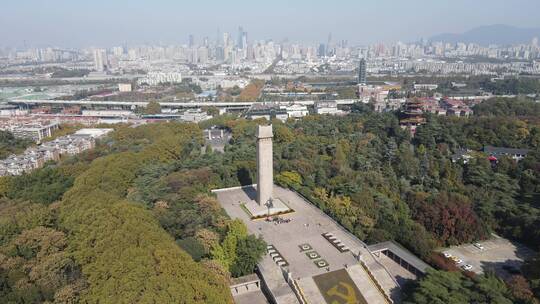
(282, 104, 309, 118)
(0, 121, 59, 143)
(441, 98, 473, 117)
(0, 104, 28, 117)
(369, 241, 432, 277)
(315, 101, 345, 115)
(118, 83, 133, 92)
(74, 128, 114, 138)
(180, 109, 211, 123)
(483, 146, 529, 161)
(358, 84, 388, 104)
(245, 103, 288, 122)
(413, 84, 439, 90)
(138, 72, 182, 86)
(0, 128, 112, 176)
(451, 82, 467, 88)
(82, 110, 135, 118)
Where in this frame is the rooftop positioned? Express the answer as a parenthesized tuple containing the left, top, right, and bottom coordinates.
(368, 241, 432, 274)
(483, 146, 529, 156)
(230, 273, 260, 286)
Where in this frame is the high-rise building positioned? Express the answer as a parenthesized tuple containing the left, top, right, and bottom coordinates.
(188, 34, 195, 47)
(326, 32, 333, 56)
(237, 26, 248, 49)
(215, 46, 225, 61)
(188, 47, 198, 64)
(327, 33, 332, 47)
(358, 58, 367, 84)
(112, 46, 124, 57)
(223, 32, 230, 47)
(198, 47, 208, 64)
(93, 49, 107, 72)
(237, 26, 244, 49)
(318, 43, 326, 57)
(533, 37, 539, 48)
(241, 31, 248, 50)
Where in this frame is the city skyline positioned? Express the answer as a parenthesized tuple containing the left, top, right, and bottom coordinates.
(1, 0, 540, 48)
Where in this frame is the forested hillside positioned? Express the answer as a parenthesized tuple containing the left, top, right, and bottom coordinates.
(0, 123, 250, 303)
(205, 97, 540, 302)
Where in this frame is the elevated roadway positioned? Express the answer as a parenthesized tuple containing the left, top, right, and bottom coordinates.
(8, 99, 358, 109)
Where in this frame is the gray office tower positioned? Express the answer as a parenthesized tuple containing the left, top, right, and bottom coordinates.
(358, 58, 367, 84)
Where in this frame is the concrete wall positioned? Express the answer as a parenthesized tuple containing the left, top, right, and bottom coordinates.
(230, 280, 261, 296)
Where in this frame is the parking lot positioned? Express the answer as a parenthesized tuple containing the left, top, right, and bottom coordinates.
(440, 235, 535, 278)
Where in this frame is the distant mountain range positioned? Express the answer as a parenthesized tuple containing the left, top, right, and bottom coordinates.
(429, 24, 540, 46)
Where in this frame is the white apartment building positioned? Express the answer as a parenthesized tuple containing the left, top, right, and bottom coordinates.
(180, 109, 211, 123)
(315, 101, 344, 115)
(138, 72, 182, 86)
(413, 84, 439, 90)
(282, 104, 309, 118)
(118, 83, 132, 92)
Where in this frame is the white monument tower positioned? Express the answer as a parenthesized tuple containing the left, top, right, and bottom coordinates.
(231, 124, 291, 218)
(256, 124, 273, 206)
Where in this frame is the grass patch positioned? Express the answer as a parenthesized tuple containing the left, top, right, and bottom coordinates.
(239, 203, 253, 217)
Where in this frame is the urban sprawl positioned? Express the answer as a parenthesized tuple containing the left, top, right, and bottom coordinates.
(0, 28, 539, 175)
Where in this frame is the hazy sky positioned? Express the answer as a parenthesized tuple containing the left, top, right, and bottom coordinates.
(1, 0, 540, 48)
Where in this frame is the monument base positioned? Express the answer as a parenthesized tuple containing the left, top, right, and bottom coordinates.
(241, 197, 292, 219)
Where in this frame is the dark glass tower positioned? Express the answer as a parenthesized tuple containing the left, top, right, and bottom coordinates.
(358, 58, 367, 84)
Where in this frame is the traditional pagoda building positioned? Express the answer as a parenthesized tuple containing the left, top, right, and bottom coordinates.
(399, 98, 427, 136)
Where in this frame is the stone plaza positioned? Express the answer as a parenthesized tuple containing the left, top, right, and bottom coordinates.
(214, 124, 405, 303)
(215, 184, 400, 303)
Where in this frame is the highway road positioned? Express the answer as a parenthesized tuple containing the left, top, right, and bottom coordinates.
(8, 99, 359, 109)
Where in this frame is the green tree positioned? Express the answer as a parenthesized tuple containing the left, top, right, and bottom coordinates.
(0, 130, 33, 158)
(404, 270, 516, 304)
(276, 171, 302, 188)
(230, 235, 266, 277)
(144, 101, 161, 114)
(211, 219, 247, 270)
(7, 166, 74, 205)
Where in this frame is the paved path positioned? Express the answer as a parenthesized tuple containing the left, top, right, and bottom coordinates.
(348, 265, 388, 304)
(297, 278, 327, 304)
(258, 255, 299, 304)
(234, 290, 270, 304)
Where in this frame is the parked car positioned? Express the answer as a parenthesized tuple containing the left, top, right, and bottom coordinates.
(462, 264, 473, 271)
(443, 252, 452, 258)
(473, 243, 485, 250)
(455, 259, 464, 265)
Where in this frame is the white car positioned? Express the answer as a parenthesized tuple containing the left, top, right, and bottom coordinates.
(455, 259, 464, 265)
(473, 243, 485, 250)
(462, 264, 473, 271)
(443, 252, 452, 258)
